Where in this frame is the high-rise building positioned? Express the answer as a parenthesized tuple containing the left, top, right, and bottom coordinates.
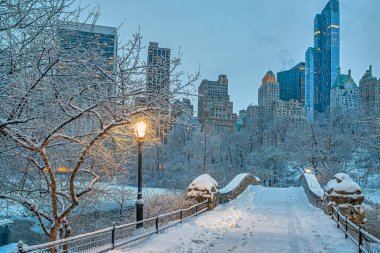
(277, 62, 305, 103)
(359, 65, 380, 113)
(198, 74, 237, 132)
(146, 42, 171, 108)
(58, 22, 118, 75)
(330, 69, 359, 116)
(305, 0, 340, 119)
(258, 71, 279, 119)
(305, 47, 317, 122)
(318, 0, 340, 113)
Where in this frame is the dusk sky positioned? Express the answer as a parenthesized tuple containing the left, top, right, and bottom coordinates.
(79, 0, 380, 113)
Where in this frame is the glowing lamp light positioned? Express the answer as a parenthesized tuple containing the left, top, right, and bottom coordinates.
(135, 121, 147, 138)
(305, 167, 312, 174)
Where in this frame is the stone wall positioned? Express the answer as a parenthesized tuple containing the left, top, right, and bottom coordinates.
(219, 173, 260, 204)
(299, 174, 323, 209)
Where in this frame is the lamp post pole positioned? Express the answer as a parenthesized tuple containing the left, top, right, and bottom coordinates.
(136, 139, 144, 229)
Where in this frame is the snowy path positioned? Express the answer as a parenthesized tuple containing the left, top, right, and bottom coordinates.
(115, 186, 357, 253)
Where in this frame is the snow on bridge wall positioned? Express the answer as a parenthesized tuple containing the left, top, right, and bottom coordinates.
(219, 173, 260, 204)
(299, 173, 324, 209)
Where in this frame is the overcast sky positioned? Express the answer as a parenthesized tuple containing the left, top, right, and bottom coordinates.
(78, 0, 380, 113)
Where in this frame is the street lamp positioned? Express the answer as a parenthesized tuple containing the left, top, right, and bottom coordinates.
(134, 121, 147, 229)
(305, 167, 312, 174)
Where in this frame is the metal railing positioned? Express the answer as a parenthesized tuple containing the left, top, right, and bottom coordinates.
(332, 205, 380, 253)
(18, 200, 209, 253)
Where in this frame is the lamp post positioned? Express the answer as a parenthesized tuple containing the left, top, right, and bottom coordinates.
(135, 121, 147, 229)
(305, 167, 312, 174)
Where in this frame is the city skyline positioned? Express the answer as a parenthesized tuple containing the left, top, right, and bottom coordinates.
(77, 0, 380, 112)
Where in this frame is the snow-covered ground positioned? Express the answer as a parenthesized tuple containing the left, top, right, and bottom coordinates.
(113, 186, 357, 253)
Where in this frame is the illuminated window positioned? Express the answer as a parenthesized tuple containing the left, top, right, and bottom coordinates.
(95, 34, 101, 37)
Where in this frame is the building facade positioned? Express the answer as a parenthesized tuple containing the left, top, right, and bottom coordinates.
(243, 104, 260, 128)
(330, 69, 359, 116)
(58, 22, 118, 75)
(198, 74, 237, 132)
(258, 71, 279, 120)
(146, 42, 171, 105)
(359, 65, 380, 114)
(274, 99, 306, 123)
(237, 110, 247, 132)
(305, 47, 317, 122)
(306, 0, 340, 120)
(277, 62, 305, 103)
(172, 98, 194, 119)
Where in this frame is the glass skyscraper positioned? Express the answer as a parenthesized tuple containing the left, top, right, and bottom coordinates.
(305, 0, 340, 120)
(305, 47, 316, 122)
(277, 62, 305, 104)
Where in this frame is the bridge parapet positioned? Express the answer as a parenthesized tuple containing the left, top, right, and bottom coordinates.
(219, 173, 260, 204)
(299, 173, 324, 208)
(187, 173, 260, 208)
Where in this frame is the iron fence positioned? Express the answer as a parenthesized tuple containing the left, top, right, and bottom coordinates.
(18, 200, 209, 253)
(332, 205, 380, 253)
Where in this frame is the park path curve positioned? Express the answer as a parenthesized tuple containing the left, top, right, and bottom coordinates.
(114, 185, 357, 253)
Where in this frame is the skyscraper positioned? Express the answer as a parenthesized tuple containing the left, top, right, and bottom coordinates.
(258, 71, 279, 120)
(319, 0, 340, 113)
(58, 22, 118, 75)
(277, 62, 305, 103)
(146, 42, 171, 109)
(305, 0, 340, 119)
(305, 47, 317, 122)
(198, 74, 237, 132)
(359, 65, 380, 114)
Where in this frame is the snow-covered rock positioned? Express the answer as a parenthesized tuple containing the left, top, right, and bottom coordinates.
(187, 174, 219, 204)
(323, 173, 365, 224)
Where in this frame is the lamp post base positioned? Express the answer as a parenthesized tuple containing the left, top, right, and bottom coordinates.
(136, 200, 144, 229)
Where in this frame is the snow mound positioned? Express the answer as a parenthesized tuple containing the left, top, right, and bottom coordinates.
(303, 173, 324, 197)
(187, 174, 219, 200)
(325, 173, 361, 195)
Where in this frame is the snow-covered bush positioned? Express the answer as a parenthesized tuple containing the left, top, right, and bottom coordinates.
(187, 174, 219, 203)
(323, 173, 365, 224)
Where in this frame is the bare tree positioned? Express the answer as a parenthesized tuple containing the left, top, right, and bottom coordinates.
(0, 0, 199, 244)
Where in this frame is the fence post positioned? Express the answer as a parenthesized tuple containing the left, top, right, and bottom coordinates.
(17, 241, 24, 253)
(111, 222, 116, 249)
(208, 198, 211, 210)
(156, 214, 159, 234)
(345, 216, 348, 239)
(337, 212, 340, 228)
(195, 205, 198, 216)
(180, 209, 183, 223)
(358, 227, 362, 253)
